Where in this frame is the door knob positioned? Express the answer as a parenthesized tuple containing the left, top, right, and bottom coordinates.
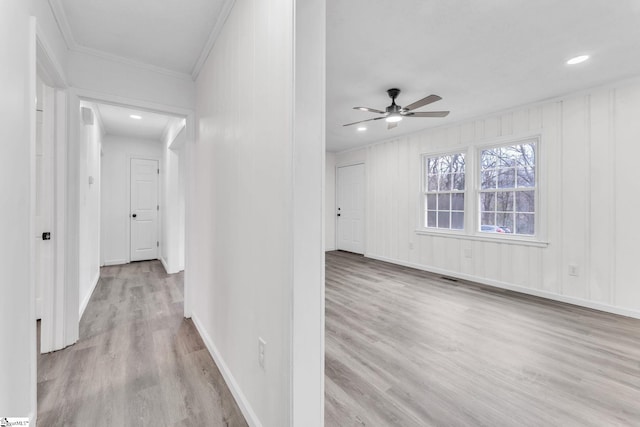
(132, 213, 137, 218)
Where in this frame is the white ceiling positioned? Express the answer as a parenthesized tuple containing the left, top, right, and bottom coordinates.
(96, 104, 177, 140)
(52, 0, 640, 152)
(53, 0, 229, 77)
(326, 0, 640, 151)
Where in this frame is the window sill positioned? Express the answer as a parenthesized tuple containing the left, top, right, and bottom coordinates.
(414, 229, 549, 248)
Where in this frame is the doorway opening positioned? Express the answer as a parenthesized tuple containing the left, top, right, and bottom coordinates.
(95, 102, 186, 275)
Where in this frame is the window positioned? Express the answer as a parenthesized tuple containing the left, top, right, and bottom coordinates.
(423, 153, 466, 230)
(479, 141, 536, 235)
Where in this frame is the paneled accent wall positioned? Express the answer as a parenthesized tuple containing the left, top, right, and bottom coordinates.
(337, 78, 640, 317)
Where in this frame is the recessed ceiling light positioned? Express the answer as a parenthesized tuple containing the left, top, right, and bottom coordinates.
(357, 127, 367, 131)
(130, 114, 142, 120)
(566, 55, 589, 65)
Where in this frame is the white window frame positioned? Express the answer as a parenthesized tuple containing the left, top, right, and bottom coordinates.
(476, 137, 539, 238)
(416, 134, 546, 247)
(418, 149, 468, 234)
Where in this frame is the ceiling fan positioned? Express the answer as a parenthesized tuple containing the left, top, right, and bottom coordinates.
(344, 88, 449, 129)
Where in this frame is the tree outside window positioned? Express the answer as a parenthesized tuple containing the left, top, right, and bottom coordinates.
(424, 153, 466, 230)
(479, 142, 536, 235)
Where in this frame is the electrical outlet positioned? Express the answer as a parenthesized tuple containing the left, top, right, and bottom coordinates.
(409, 242, 414, 250)
(568, 264, 579, 277)
(463, 248, 472, 258)
(258, 337, 266, 369)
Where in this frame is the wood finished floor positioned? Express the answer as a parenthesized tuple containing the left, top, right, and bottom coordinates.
(37, 260, 247, 427)
(325, 250, 640, 427)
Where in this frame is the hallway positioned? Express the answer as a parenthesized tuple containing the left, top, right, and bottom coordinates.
(37, 261, 247, 426)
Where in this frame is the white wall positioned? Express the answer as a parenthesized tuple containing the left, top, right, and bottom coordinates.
(78, 103, 103, 319)
(192, 1, 292, 423)
(190, 0, 325, 425)
(335, 147, 366, 167)
(30, 0, 68, 85)
(178, 145, 185, 271)
(336, 77, 640, 318)
(68, 50, 195, 110)
(101, 135, 162, 266)
(325, 152, 336, 250)
(0, 1, 35, 418)
(160, 120, 186, 274)
(291, 1, 325, 423)
(35, 77, 45, 319)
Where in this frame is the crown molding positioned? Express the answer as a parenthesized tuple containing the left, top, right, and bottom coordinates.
(48, 0, 79, 50)
(36, 23, 68, 87)
(49, 0, 239, 82)
(49, 0, 194, 81)
(191, 0, 236, 80)
(72, 43, 194, 81)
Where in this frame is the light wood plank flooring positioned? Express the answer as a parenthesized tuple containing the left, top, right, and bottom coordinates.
(38, 260, 247, 427)
(325, 250, 640, 426)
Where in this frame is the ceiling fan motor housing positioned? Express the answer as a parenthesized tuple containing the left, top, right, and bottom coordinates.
(386, 104, 402, 113)
(386, 88, 402, 113)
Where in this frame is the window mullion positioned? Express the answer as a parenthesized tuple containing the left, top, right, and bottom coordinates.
(466, 147, 476, 234)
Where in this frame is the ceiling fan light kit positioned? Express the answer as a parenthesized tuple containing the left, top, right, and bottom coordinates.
(344, 88, 450, 130)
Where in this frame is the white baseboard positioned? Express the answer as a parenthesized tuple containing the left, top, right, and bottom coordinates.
(191, 313, 262, 427)
(79, 270, 100, 320)
(103, 258, 127, 266)
(366, 253, 640, 320)
(160, 256, 170, 274)
(160, 256, 180, 275)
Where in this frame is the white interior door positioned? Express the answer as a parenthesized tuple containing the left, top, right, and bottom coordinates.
(130, 158, 159, 261)
(337, 163, 365, 254)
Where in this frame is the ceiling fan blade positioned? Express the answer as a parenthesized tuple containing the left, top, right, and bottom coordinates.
(387, 122, 398, 130)
(404, 111, 450, 118)
(403, 94, 442, 111)
(353, 106, 386, 114)
(343, 117, 385, 127)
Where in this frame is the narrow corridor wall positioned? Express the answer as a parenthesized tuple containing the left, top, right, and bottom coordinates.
(0, 0, 36, 419)
(189, 0, 325, 425)
(160, 120, 186, 274)
(78, 103, 103, 319)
